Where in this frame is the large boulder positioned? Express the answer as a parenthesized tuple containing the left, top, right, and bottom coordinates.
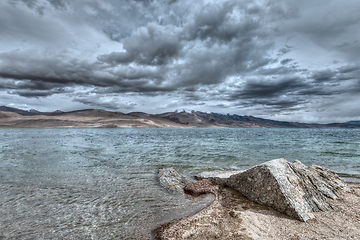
(223, 158, 353, 222)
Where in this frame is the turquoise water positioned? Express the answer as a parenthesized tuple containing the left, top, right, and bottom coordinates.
(0, 128, 359, 239)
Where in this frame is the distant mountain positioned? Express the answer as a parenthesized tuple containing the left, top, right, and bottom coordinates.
(327, 120, 360, 128)
(29, 109, 40, 113)
(0, 106, 359, 128)
(155, 111, 324, 128)
(0, 106, 38, 116)
(346, 121, 360, 125)
(53, 110, 64, 114)
(0, 106, 63, 116)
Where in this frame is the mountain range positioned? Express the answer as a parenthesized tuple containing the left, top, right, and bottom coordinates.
(0, 106, 359, 128)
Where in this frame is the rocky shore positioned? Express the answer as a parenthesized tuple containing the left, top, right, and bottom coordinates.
(155, 159, 360, 239)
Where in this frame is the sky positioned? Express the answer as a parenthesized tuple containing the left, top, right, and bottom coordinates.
(0, 0, 360, 123)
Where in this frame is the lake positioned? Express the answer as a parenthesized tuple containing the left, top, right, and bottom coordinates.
(1, 128, 359, 239)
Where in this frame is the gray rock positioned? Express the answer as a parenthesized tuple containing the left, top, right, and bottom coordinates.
(194, 170, 244, 180)
(224, 158, 353, 222)
(158, 168, 188, 193)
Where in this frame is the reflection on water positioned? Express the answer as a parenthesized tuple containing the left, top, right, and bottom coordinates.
(0, 128, 359, 239)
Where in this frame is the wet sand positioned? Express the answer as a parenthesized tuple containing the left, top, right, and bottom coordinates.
(155, 182, 360, 240)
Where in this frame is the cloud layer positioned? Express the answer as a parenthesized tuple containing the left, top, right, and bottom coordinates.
(0, 0, 360, 122)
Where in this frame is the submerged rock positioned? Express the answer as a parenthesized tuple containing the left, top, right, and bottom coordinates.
(223, 158, 353, 222)
(158, 168, 189, 193)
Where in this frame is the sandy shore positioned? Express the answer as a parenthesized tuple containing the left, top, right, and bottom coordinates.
(155, 182, 360, 240)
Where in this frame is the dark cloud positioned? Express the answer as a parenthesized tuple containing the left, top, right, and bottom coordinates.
(280, 58, 293, 65)
(311, 65, 360, 84)
(312, 69, 337, 82)
(277, 48, 292, 56)
(256, 66, 296, 76)
(0, 50, 102, 86)
(48, 0, 68, 10)
(8, 88, 70, 98)
(0, 78, 67, 92)
(98, 23, 181, 66)
(232, 76, 309, 99)
(242, 98, 306, 111)
(336, 40, 360, 49)
(337, 65, 360, 74)
(296, 87, 338, 96)
(9, 0, 68, 15)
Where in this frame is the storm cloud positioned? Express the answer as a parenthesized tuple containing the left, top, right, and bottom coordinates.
(0, 0, 360, 123)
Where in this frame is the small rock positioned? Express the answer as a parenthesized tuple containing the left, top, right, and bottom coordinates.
(228, 210, 241, 218)
(184, 179, 218, 196)
(158, 168, 188, 193)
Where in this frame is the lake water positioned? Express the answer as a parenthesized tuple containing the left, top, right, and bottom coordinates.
(1, 128, 360, 239)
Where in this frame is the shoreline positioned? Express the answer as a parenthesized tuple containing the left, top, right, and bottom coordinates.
(154, 181, 360, 240)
